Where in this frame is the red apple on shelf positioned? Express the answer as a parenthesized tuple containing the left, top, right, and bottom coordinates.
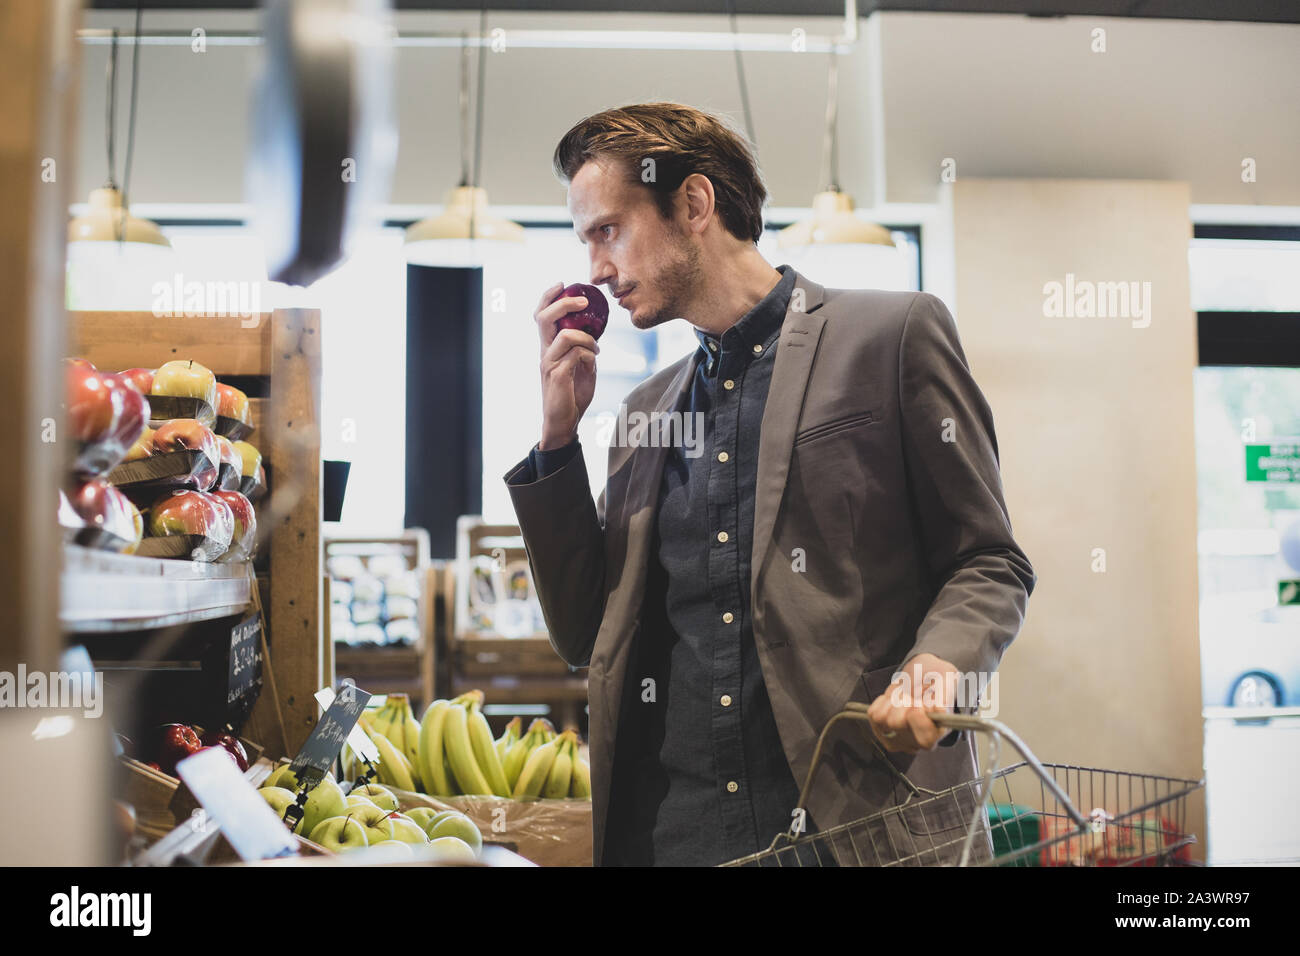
(209, 489, 257, 561)
(66, 478, 137, 551)
(147, 489, 232, 561)
(103, 371, 149, 453)
(66, 359, 118, 442)
(119, 367, 155, 395)
(216, 383, 251, 425)
(199, 729, 249, 772)
(154, 723, 201, 776)
(152, 359, 218, 408)
(151, 419, 219, 490)
(556, 283, 609, 340)
(198, 492, 236, 552)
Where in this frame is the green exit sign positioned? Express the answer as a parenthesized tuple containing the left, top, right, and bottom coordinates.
(1281, 581, 1300, 606)
(1245, 443, 1300, 482)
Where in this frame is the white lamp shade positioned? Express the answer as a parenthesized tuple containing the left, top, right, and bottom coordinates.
(67, 187, 171, 247)
(778, 190, 896, 249)
(404, 185, 525, 266)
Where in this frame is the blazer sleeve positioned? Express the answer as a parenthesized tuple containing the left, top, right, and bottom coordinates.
(504, 440, 607, 668)
(895, 292, 1037, 718)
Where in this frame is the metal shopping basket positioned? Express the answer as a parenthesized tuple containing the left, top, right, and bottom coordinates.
(720, 703, 1204, 867)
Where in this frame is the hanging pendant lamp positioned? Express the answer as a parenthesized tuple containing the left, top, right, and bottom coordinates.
(405, 13, 523, 266)
(67, 20, 170, 249)
(779, 48, 893, 252)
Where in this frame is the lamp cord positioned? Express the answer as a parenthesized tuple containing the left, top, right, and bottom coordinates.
(469, 3, 489, 243)
(724, 0, 756, 150)
(120, 0, 144, 242)
(821, 48, 840, 193)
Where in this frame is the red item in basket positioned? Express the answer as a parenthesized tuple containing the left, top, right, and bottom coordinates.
(1040, 813, 1188, 866)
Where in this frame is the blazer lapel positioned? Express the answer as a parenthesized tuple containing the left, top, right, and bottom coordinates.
(751, 270, 827, 646)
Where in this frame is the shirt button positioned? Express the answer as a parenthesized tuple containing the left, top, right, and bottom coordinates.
(727, 781, 739, 793)
(708, 340, 717, 351)
(752, 344, 763, 354)
(720, 694, 733, 707)
(716, 530, 729, 543)
(723, 379, 735, 390)
(717, 451, 729, 462)
(722, 611, 734, 624)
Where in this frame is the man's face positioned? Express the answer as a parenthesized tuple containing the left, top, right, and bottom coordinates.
(569, 158, 703, 332)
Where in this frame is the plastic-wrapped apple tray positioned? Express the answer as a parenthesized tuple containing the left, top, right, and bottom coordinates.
(108, 448, 214, 506)
(147, 395, 215, 430)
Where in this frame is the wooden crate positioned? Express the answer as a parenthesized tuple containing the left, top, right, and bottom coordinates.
(326, 529, 435, 710)
(69, 308, 324, 759)
(451, 517, 587, 730)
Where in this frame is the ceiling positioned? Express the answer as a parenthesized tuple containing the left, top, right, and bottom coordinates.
(86, 1, 1300, 26)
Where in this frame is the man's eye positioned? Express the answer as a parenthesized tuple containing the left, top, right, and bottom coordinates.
(601, 225, 614, 238)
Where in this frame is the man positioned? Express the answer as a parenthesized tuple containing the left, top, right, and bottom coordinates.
(504, 102, 1035, 867)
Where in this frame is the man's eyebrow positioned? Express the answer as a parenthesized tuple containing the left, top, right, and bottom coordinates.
(574, 215, 612, 244)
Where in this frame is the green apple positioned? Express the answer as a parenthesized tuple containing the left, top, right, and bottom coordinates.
(388, 813, 430, 845)
(300, 778, 347, 838)
(350, 803, 394, 845)
(346, 794, 378, 810)
(428, 811, 482, 855)
(405, 806, 454, 836)
(349, 783, 398, 812)
(152, 359, 218, 407)
(258, 786, 298, 829)
(426, 836, 477, 863)
(308, 814, 368, 852)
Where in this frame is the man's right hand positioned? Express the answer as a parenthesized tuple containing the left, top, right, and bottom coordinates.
(535, 281, 600, 450)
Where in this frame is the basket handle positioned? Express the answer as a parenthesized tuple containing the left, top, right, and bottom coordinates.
(792, 704, 1091, 831)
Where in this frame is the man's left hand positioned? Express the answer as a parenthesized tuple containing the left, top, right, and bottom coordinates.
(865, 653, 959, 753)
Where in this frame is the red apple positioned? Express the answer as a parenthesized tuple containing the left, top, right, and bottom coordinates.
(208, 489, 256, 561)
(66, 359, 119, 442)
(556, 283, 609, 340)
(216, 383, 251, 425)
(147, 489, 232, 561)
(198, 492, 236, 552)
(154, 723, 201, 776)
(152, 419, 220, 490)
(199, 729, 249, 772)
(152, 359, 218, 408)
(66, 478, 137, 550)
(119, 368, 155, 394)
(102, 371, 149, 453)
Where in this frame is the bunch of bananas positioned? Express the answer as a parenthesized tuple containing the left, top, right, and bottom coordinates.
(343, 689, 591, 801)
(508, 725, 589, 800)
(344, 693, 424, 792)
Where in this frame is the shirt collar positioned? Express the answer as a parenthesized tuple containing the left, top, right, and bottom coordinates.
(694, 264, 797, 375)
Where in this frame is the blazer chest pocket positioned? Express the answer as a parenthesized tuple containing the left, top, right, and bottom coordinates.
(793, 406, 881, 448)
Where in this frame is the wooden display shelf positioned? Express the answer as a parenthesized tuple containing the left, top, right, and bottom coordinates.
(61, 543, 252, 633)
(69, 308, 323, 759)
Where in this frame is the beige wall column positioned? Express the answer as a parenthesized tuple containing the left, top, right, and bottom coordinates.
(948, 178, 1206, 859)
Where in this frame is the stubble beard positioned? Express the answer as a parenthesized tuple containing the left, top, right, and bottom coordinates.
(629, 228, 704, 333)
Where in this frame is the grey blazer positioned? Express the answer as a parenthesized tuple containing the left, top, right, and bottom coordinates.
(505, 269, 1036, 866)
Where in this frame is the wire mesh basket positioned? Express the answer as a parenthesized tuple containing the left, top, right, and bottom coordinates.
(720, 704, 1203, 867)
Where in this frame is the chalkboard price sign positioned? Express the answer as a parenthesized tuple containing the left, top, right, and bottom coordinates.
(226, 614, 264, 708)
(288, 681, 371, 789)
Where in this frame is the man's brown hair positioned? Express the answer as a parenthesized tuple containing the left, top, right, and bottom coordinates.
(552, 102, 767, 244)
